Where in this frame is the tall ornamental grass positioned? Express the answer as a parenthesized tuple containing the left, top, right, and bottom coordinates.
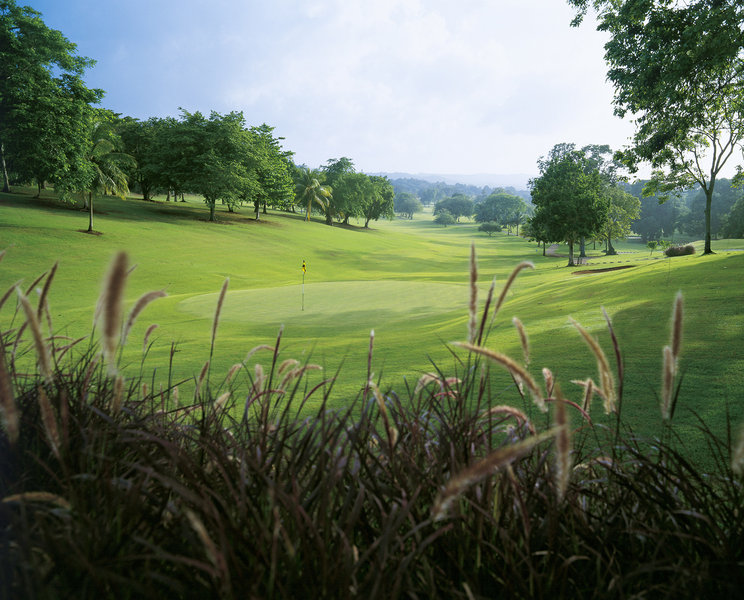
(1, 251, 743, 599)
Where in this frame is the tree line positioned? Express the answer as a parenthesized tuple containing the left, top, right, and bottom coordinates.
(0, 1, 393, 230)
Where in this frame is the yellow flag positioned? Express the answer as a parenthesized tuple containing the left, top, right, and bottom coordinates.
(302, 260, 306, 273)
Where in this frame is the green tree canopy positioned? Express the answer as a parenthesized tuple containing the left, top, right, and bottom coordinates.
(529, 143, 608, 266)
(394, 191, 422, 219)
(433, 194, 474, 222)
(295, 167, 331, 221)
(0, 0, 102, 193)
(568, 0, 744, 254)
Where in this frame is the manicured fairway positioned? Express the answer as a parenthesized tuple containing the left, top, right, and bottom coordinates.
(2, 188, 744, 463)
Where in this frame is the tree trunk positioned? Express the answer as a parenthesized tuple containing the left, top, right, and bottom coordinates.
(166, 190, 170, 202)
(180, 193, 186, 202)
(0, 141, 10, 193)
(364, 217, 371, 228)
(87, 192, 94, 232)
(607, 234, 617, 255)
(262, 203, 267, 214)
(579, 237, 587, 258)
(542, 241, 546, 256)
(36, 181, 42, 197)
(567, 240, 574, 266)
(209, 201, 216, 222)
(254, 200, 261, 221)
(704, 186, 714, 254)
(325, 211, 333, 226)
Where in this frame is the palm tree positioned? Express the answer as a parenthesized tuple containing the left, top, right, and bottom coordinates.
(85, 123, 135, 232)
(295, 167, 331, 222)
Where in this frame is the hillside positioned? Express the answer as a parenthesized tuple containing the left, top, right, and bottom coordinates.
(2, 188, 744, 458)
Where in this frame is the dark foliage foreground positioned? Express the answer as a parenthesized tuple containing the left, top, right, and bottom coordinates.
(1, 251, 744, 599)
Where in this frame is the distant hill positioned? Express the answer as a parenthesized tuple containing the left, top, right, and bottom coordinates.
(373, 172, 533, 190)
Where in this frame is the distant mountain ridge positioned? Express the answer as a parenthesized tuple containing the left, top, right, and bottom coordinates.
(372, 172, 533, 190)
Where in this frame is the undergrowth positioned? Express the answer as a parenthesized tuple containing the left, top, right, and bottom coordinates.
(1, 248, 743, 599)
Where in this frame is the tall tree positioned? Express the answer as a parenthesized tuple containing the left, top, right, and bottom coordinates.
(363, 176, 395, 228)
(322, 157, 356, 225)
(394, 191, 422, 219)
(568, 0, 744, 254)
(295, 167, 331, 221)
(0, 0, 102, 193)
(529, 144, 607, 266)
(249, 124, 294, 219)
(80, 116, 135, 232)
(601, 186, 641, 254)
(433, 194, 474, 222)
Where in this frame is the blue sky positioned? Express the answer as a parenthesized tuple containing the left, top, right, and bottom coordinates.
(29, 0, 640, 179)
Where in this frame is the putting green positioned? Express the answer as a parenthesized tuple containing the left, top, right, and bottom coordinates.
(178, 280, 472, 331)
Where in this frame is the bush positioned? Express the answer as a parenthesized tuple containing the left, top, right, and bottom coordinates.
(2, 253, 744, 599)
(478, 221, 502, 236)
(665, 244, 696, 257)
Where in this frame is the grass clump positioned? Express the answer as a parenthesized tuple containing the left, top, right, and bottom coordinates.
(1, 253, 744, 599)
(665, 244, 697, 257)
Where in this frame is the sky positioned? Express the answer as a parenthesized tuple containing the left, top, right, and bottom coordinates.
(28, 0, 643, 183)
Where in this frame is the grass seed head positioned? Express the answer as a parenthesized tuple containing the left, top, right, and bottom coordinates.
(100, 252, 129, 376)
(122, 290, 167, 346)
(16, 287, 53, 384)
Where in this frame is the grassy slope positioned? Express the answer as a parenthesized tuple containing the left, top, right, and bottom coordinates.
(2, 188, 743, 460)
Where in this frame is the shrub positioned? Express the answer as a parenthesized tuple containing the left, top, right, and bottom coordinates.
(665, 244, 696, 257)
(478, 221, 502, 236)
(2, 252, 743, 599)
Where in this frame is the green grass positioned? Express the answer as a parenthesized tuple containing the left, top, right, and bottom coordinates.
(2, 187, 744, 460)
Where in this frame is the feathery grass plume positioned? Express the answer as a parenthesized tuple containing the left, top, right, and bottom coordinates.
(569, 318, 616, 414)
(554, 386, 571, 502)
(413, 372, 461, 395)
(476, 277, 495, 344)
(243, 344, 274, 363)
(250, 362, 266, 399)
(112, 375, 125, 414)
(369, 379, 399, 449)
(456, 342, 546, 411)
(512, 317, 530, 366)
(24, 271, 47, 297)
(194, 361, 210, 401)
(278, 359, 300, 375)
(16, 288, 53, 384)
(2, 492, 71, 510)
(366, 329, 375, 396)
(432, 427, 559, 520)
(226, 363, 243, 383)
(142, 382, 148, 397)
(480, 405, 536, 435)
(572, 378, 596, 413)
(36, 261, 58, 320)
(172, 385, 179, 406)
(279, 364, 322, 390)
(142, 323, 159, 353)
(493, 261, 534, 319)
(185, 509, 220, 569)
(214, 391, 231, 411)
(671, 291, 683, 361)
(121, 290, 167, 346)
(100, 252, 129, 376)
(38, 385, 60, 460)
(468, 242, 478, 344)
(0, 279, 23, 312)
(0, 339, 19, 444)
(542, 367, 555, 398)
(661, 345, 675, 420)
(210, 277, 229, 359)
(732, 424, 744, 476)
